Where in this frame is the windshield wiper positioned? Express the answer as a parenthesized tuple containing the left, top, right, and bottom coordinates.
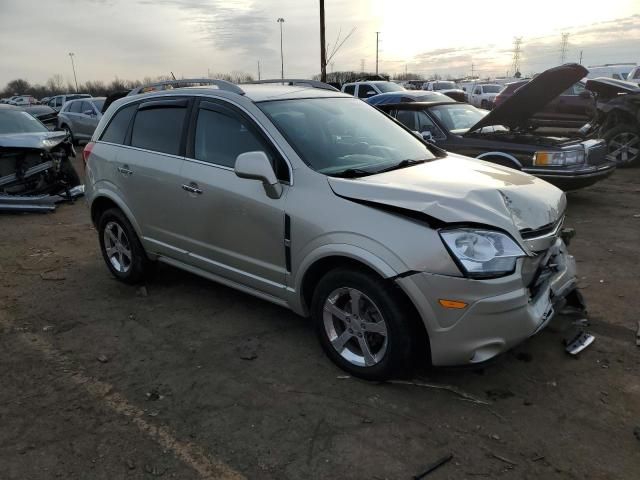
(373, 159, 428, 174)
(330, 168, 375, 178)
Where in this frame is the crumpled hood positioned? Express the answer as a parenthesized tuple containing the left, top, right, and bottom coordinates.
(0, 131, 67, 150)
(468, 63, 588, 133)
(585, 77, 640, 98)
(328, 154, 566, 249)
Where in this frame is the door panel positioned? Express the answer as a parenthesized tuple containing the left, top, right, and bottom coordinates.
(179, 161, 287, 296)
(176, 99, 289, 296)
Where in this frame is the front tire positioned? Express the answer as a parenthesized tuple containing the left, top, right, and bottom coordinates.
(98, 208, 152, 284)
(311, 268, 418, 381)
(603, 124, 640, 167)
(62, 124, 77, 146)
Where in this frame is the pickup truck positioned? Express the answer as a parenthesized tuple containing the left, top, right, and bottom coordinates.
(466, 83, 502, 109)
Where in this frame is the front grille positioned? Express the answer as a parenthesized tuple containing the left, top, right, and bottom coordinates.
(520, 215, 564, 241)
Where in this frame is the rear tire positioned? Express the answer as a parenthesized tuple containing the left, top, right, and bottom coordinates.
(311, 268, 418, 381)
(98, 208, 152, 284)
(603, 124, 640, 167)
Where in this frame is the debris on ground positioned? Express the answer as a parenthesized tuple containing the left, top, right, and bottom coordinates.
(388, 380, 490, 405)
(237, 338, 260, 361)
(144, 464, 166, 476)
(136, 286, 148, 297)
(485, 388, 515, 401)
(146, 389, 162, 401)
(633, 427, 640, 442)
(96, 354, 109, 363)
(565, 330, 595, 355)
(125, 459, 136, 470)
(42, 325, 54, 332)
(636, 321, 640, 347)
(489, 452, 518, 466)
(412, 453, 453, 479)
(40, 270, 65, 281)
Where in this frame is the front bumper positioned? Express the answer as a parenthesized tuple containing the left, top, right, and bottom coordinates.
(523, 160, 616, 191)
(396, 238, 579, 366)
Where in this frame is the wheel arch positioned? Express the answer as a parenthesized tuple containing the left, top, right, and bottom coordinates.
(89, 191, 143, 239)
(297, 253, 432, 365)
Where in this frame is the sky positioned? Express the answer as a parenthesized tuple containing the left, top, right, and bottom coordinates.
(0, 0, 639, 87)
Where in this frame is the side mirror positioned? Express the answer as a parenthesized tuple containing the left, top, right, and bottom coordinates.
(420, 131, 434, 142)
(234, 151, 283, 199)
(578, 90, 591, 99)
(83, 109, 95, 116)
(366, 90, 376, 96)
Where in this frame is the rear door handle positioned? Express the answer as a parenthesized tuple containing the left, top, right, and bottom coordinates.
(182, 182, 203, 195)
(117, 165, 133, 175)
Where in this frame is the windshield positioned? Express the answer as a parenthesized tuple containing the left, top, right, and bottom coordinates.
(434, 81, 456, 90)
(0, 110, 48, 134)
(428, 104, 507, 134)
(259, 97, 436, 175)
(482, 85, 501, 93)
(376, 82, 405, 93)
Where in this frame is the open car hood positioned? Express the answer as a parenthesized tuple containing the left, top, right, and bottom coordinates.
(0, 131, 67, 150)
(467, 63, 588, 133)
(327, 154, 565, 248)
(585, 77, 640, 98)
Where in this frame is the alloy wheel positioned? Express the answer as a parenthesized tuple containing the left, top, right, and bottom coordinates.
(608, 132, 640, 165)
(103, 221, 132, 273)
(323, 287, 388, 367)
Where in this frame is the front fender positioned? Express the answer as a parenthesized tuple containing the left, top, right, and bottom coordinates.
(289, 243, 402, 316)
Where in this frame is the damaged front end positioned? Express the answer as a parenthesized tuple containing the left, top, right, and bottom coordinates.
(0, 134, 83, 212)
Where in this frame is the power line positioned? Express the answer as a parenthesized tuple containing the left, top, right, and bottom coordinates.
(512, 37, 523, 75)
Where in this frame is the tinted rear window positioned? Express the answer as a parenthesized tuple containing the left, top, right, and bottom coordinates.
(100, 104, 136, 144)
(130, 106, 186, 155)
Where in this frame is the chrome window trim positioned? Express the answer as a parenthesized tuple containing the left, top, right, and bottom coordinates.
(94, 141, 185, 161)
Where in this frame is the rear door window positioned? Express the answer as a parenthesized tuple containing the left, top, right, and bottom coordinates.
(130, 102, 187, 155)
(357, 84, 375, 98)
(69, 101, 83, 113)
(100, 104, 137, 144)
(394, 110, 417, 130)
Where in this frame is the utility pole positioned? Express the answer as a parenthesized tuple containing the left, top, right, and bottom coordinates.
(375, 32, 380, 75)
(360, 59, 365, 73)
(512, 37, 522, 76)
(320, 0, 327, 82)
(560, 33, 570, 64)
(277, 18, 285, 80)
(579, 49, 583, 65)
(257, 60, 261, 80)
(471, 62, 475, 78)
(68, 52, 78, 92)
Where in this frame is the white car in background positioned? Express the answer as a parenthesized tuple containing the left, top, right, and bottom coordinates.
(341, 81, 405, 100)
(466, 83, 502, 109)
(586, 64, 636, 81)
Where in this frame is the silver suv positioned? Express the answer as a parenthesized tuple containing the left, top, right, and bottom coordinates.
(84, 80, 582, 380)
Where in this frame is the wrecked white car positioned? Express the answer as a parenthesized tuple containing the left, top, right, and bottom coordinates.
(0, 104, 82, 212)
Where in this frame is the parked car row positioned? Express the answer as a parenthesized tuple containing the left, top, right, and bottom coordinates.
(370, 65, 616, 191)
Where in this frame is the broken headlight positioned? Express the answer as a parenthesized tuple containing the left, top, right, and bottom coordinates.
(533, 150, 585, 166)
(440, 229, 525, 278)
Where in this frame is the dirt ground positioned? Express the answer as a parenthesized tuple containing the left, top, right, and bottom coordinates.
(1, 159, 639, 480)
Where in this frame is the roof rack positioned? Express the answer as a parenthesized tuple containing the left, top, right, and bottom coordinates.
(128, 79, 245, 96)
(243, 79, 338, 91)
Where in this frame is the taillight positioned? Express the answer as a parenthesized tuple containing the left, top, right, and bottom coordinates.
(83, 141, 95, 166)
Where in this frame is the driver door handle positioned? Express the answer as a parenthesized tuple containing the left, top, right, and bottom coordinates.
(117, 165, 133, 176)
(182, 182, 203, 195)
